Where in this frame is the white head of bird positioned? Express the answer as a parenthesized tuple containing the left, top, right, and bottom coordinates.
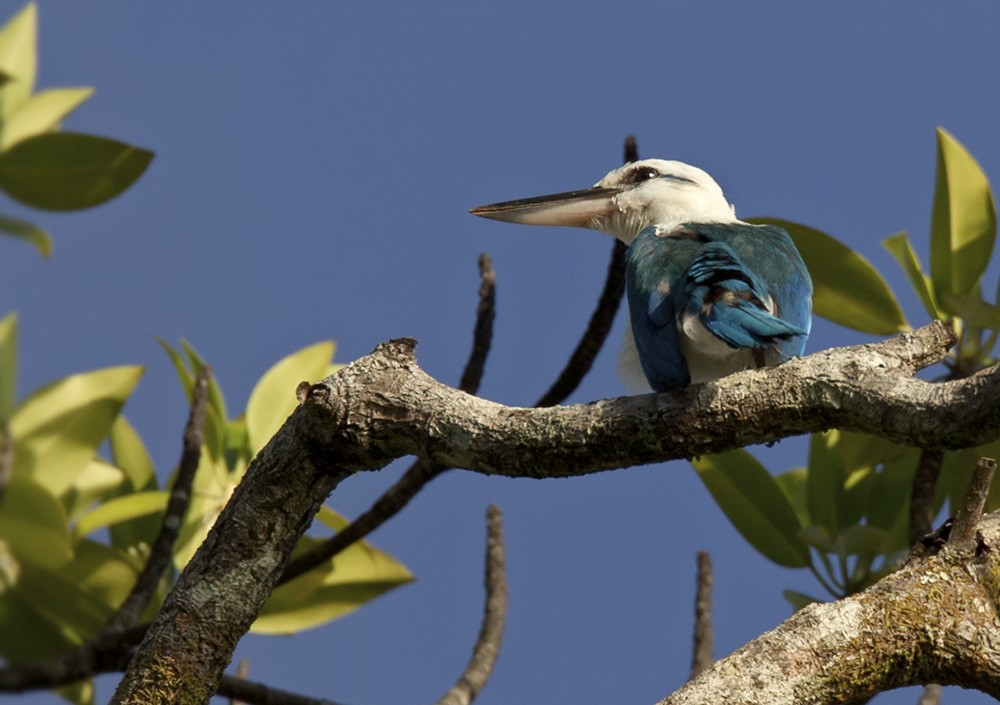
(470, 158, 738, 244)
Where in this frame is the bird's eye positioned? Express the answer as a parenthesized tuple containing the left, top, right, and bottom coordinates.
(629, 166, 660, 183)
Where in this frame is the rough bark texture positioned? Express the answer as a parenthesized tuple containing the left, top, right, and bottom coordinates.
(660, 511, 1000, 704)
(109, 322, 1000, 704)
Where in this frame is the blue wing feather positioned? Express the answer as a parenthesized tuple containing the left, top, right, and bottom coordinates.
(625, 222, 812, 391)
(684, 241, 806, 350)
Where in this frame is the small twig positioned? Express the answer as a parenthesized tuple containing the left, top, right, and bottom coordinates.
(229, 659, 250, 705)
(458, 253, 496, 395)
(216, 673, 346, 705)
(534, 239, 627, 407)
(689, 551, 714, 680)
(102, 364, 211, 635)
(433, 505, 507, 705)
(623, 134, 638, 164)
(909, 448, 944, 545)
(535, 135, 635, 408)
(917, 683, 942, 705)
(278, 457, 442, 585)
(279, 255, 497, 585)
(950, 456, 996, 548)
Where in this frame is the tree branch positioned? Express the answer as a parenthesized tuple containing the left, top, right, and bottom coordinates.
(661, 465, 1000, 704)
(433, 505, 507, 705)
(689, 552, 713, 680)
(110, 321, 1000, 703)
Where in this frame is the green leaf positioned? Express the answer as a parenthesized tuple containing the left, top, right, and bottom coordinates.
(0, 86, 94, 149)
(109, 415, 156, 493)
(0, 132, 153, 211)
(246, 341, 336, 454)
(783, 589, 822, 611)
(754, 218, 908, 334)
(108, 416, 160, 549)
(930, 127, 997, 303)
(0, 312, 15, 419)
(692, 450, 810, 568)
(835, 524, 891, 558)
(60, 539, 146, 616)
(172, 453, 237, 570)
(883, 231, 942, 319)
(0, 213, 50, 257)
(73, 490, 167, 541)
(0, 472, 71, 568)
(774, 467, 809, 526)
(941, 293, 1000, 331)
(10, 365, 143, 496)
(867, 450, 920, 552)
(61, 458, 126, 521)
(0, 3, 36, 116)
(806, 431, 844, 535)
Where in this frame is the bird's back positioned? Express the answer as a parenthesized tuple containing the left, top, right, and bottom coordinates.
(626, 222, 812, 390)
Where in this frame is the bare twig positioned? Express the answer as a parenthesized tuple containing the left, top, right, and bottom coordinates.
(459, 253, 496, 394)
(535, 136, 634, 407)
(689, 552, 714, 680)
(278, 457, 442, 585)
(909, 448, 944, 545)
(103, 364, 211, 634)
(623, 134, 638, 164)
(535, 238, 627, 407)
(433, 505, 507, 705)
(916, 684, 942, 705)
(950, 456, 996, 548)
(279, 255, 497, 585)
(216, 674, 347, 705)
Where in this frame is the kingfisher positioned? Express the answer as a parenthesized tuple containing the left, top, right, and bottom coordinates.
(470, 159, 813, 391)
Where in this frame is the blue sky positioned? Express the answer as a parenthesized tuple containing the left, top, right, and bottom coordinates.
(6, 4, 1000, 704)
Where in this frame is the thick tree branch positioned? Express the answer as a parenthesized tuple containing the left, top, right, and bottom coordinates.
(661, 515, 1000, 703)
(110, 321, 1000, 703)
(660, 459, 1000, 705)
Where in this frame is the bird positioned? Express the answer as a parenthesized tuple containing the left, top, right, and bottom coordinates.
(470, 158, 812, 392)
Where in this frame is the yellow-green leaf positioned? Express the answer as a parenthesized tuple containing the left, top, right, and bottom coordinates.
(73, 490, 166, 541)
(883, 230, 942, 319)
(172, 453, 238, 570)
(0, 472, 71, 568)
(0, 86, 94, 149)
(0, 3, 36, 116)
(753, 218, 908, 335)
(0, 312, 15, 419)
(10, 365, 143, 496)
(246, 341, 336, 454)
(0, 213, 50, 257)
(61, 458, 126, 521)
(109, 415, 156, 493)
(942, 293, 1000, 331)
(930, 127, 997, 303)
(0, 132, 153, 211)
(692, 450, 810, 568)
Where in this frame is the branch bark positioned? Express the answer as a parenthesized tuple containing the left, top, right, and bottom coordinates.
(110, 321, 1000, 704)
(660, 507, 1000, 704)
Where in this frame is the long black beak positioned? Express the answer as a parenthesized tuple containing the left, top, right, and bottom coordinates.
(470, 186, 620, 227)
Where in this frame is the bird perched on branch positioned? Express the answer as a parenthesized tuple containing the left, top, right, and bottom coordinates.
(470, 158, 812, 392)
